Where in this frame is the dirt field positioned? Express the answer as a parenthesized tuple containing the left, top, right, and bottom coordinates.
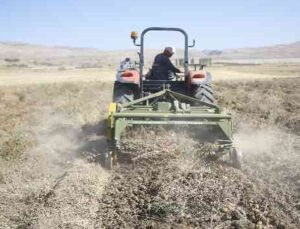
(0, 68, 114, 86)
(0, 66, 300, 228)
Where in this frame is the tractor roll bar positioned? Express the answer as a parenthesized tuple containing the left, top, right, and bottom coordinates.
(133, 27, 195, 97)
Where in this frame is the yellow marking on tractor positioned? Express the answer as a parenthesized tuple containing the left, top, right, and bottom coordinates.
(109, 102, 117, 115)
(106, 103, 117, 141)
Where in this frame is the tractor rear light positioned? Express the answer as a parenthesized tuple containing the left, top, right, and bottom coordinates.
(121, 71, 133, 77)
(193, 73, 205, 78)
(130, 31, 139, 45)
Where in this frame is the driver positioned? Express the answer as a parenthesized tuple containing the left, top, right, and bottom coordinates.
(150, 47, 181, 80)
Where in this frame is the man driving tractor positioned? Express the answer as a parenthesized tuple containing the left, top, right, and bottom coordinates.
(149, 47, 181, 80)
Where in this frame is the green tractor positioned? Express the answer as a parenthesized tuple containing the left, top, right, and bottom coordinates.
(106, 27, 242, 169)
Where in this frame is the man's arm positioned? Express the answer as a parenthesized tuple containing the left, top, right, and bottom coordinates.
(163, 56, 181, 73)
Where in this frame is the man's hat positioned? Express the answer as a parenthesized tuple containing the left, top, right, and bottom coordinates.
(164, 47, 176, 55)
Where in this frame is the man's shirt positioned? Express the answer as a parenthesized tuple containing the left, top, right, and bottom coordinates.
(151, 53, 180, 80)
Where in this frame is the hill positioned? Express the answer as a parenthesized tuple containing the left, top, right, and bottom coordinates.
(0, 41, 299, 68)
(208, 41, 300, 59)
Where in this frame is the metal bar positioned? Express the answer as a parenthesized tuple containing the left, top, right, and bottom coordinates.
(167, 90, 220, 112)
(113, 113, 231, 119)
(118, 110, 217, 114)
(168, 92, 177, 101)
(121, 89, 220, 112)
(121, 89, 166, 108)
(124, 120, 220, 125)
(149, 97, 160, 106)
(188, 39, 195, 48)
(128, 106, 153, 109)
(117, 110, 217, 114)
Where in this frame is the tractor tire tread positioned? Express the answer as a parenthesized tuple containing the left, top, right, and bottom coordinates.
(194, 84, 214, 103)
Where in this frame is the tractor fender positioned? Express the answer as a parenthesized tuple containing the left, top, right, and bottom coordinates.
(116, 69, 140, 85)
(187, 70, 212, 86)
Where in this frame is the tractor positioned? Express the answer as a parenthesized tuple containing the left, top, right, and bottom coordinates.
(106, 27, 242, 169)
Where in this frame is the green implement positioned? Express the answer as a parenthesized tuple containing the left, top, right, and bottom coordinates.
(106, 89, 238, 168)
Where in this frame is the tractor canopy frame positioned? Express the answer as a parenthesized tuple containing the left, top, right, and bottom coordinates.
(132, 27, 195, 97)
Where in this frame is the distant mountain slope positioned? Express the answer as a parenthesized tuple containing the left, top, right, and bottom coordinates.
(0, 41, 299, 68)
(0, 42, 141, 68)
(207, 41, 300, 59)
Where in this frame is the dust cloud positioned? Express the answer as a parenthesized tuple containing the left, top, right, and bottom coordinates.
(0, 106, 110, 228)
(235, 124, 296, 158)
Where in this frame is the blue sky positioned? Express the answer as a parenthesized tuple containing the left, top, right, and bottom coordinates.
(0, 0, 299, 50)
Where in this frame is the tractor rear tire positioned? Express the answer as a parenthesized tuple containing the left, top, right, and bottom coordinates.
(113, 82, 136, 104)
(194, 84, 214, 104)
